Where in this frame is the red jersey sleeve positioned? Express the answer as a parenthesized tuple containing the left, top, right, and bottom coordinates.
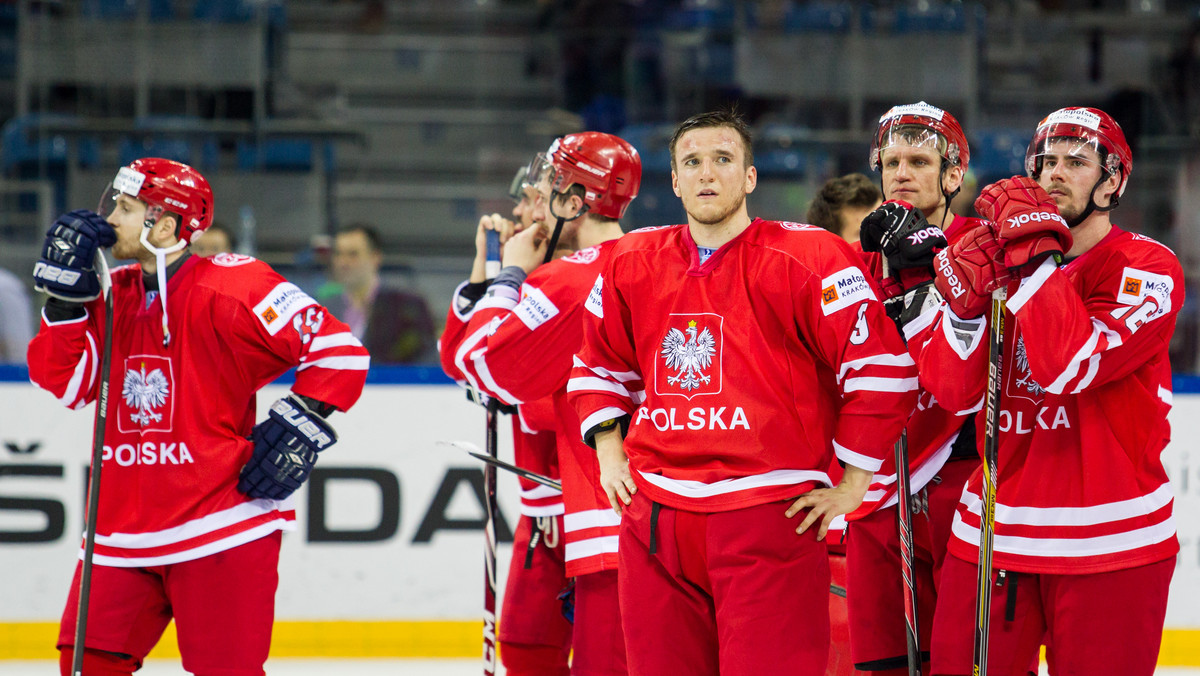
(790, 237, 918, 472)
(446, 247, 608, 407)
(27, 291, 114, 411)
(221, 259, 369, 412)
(568, 261, 645, 443)
(1006, 236, 1183, 395)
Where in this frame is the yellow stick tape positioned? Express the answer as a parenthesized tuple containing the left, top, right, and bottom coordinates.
(0, 621, 481, 659)
(2, 623, 1197, 663)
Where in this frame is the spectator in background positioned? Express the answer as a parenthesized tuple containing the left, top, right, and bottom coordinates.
(0, 265, 33, 364)
(191, 221, 237, 258)
(319, 223, 436, 364)
(806, 172, 883, 243)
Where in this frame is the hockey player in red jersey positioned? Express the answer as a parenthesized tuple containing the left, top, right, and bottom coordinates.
(27, 158, 369, 676)
(439, 164, 573, 676)
(919, 108, 1179, 675)
(439, 132, 641, 675)
(569, 110, 917, 676)
(846, 102, 986, 675)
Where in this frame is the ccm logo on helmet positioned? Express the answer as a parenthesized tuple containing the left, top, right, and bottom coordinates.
(907, 226, 943, 246)
(1005, 211, 1067, 230)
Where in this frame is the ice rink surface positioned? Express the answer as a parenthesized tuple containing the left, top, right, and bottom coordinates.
(2, 660, 1199, 675)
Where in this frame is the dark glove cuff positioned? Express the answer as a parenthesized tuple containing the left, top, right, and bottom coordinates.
(582, 414, 631, 450)
(491, 265, 527, 292)
(459, 281, 489, 303)
(44, 297, 86, 322)
(295, 394, 336, 418)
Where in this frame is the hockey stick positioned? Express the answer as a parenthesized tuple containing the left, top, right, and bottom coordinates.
(881, 256, 923, 676)
(72, 251, 114, 676)
(894, 430, 922, 676)
(481, 230, 501, 676)
(438, 440, 563, 491)
(972, 287, 1007, 676)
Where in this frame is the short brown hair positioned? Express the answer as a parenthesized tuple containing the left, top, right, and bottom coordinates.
(806, 173, 881, 235)
(669, 109, 754, 169)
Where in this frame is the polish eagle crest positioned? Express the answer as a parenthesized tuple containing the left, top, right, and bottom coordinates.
(660, 320, 716, 391)
(1013, 336, 1045, 397)
(123, 362, 170, 427)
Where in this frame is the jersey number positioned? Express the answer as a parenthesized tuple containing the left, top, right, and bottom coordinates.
(849, 303, 870, 345)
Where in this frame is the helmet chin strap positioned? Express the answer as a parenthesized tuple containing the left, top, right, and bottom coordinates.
(1065, 173, 1118, 228)
(139, 222, 187, 346)
(543, 196, 588, 264)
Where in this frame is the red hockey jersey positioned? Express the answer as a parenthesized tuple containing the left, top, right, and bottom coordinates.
(851, 215, 981, 517)
(27, 253, 369, 567)
(569, 220, 917, 513)
(917, 226, 1181, 574)
(439, 243, 619, 576)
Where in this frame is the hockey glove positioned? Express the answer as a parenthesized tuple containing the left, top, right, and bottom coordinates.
(33, 210, 117, 302)
(557, 581, 576, 624)
(974, 177, 1073, 273)
(859, 200, 948, 272)
(933, 222, 1012, 319)
(238, 395, 338, 501)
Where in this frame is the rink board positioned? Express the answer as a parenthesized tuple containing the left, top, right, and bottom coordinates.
(0, 367, 1198, 662)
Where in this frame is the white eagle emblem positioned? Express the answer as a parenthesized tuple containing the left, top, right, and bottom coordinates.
(1013, 336, 1045, 396)
(660, 320, 716, 391)
(122, 363, 170, 427)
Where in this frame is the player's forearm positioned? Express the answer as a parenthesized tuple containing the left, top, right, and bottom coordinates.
(594, 425, 628, 468)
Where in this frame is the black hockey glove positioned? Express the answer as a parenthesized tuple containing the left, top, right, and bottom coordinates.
(858, 200, 947, 274)
(33, 210, 116, 302)
(238, 395, 338, 501)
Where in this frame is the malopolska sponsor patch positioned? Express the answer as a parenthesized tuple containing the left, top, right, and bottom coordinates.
(254, 282, 317, 335)
(820, 267, 876, 315)
(585, 274, 604, 318)
(514, 286, 560, 330)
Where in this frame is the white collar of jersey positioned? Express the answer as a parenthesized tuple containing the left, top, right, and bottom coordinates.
(139, 226, 187, 346)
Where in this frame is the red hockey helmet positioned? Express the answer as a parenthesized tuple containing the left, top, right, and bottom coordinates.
(1024, 107, 1132, 198)
(870, 101, 970, 173)
(526, 132, 642, 219)
(100, 157, 214, 244)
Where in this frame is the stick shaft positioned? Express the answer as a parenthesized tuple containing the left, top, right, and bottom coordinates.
(72, 254, 114, 675)
(895, 431, 923, 676)
(972, 288, 1007, 676)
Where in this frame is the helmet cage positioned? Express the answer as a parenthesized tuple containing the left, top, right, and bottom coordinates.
(872, 124, 952, 170)
(524, 149, 589, 222)
(1025, 127, 1125, 198)
(870, 102, 969, 173)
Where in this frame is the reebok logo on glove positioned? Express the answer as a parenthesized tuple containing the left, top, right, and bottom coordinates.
(33, 262, 82, 285)
(908, 226, 945, 246)
(270, 398, 334, 449)
(935, 250, 965, 299)
(1004, 211, 1067, 230)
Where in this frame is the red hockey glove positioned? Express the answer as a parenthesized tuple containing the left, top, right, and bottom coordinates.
(974, 176, 1073, 273)
(933, 222, 1012, 319)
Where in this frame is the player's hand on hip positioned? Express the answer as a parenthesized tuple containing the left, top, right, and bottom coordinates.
(33, 209, 116, 302)
(933, 222, 1012, 319)
(501, 220, 549, 274)
(785, 465, 871, 540)
(595, 432, 635, 516)
(975, 176, 1073, 272)
(238, 395, 337, 501)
